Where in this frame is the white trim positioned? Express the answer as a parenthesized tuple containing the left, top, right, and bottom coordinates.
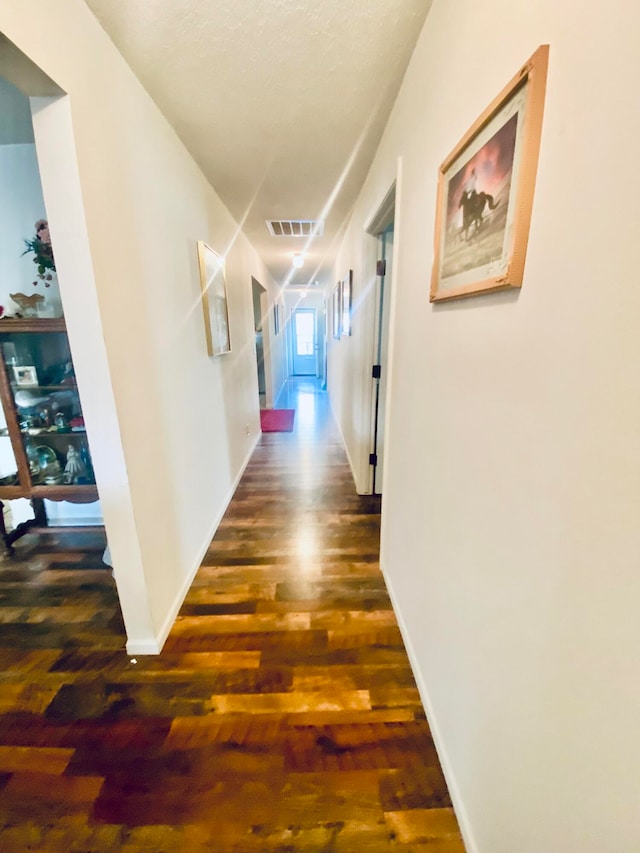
(125, 637, 162, 656)
(361, 171, 401, 497)
(125, 431, 261, 656)
(380, 554, 479, 853)
(272, 374, 288, 407)
(329, 394, 363, 492)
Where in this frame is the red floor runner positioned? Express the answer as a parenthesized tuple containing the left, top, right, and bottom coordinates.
(260, 408, 295, 432)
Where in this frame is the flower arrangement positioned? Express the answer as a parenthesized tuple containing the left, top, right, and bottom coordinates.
(22, 219, 56, 286)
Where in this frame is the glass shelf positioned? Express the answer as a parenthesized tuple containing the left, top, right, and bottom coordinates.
(10, 384, 78, 392)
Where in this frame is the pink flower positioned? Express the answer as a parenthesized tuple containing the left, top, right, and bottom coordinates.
(35, 219, 51, 245)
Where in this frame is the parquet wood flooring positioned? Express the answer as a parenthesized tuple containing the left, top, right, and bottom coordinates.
(0, 379, 465, 852)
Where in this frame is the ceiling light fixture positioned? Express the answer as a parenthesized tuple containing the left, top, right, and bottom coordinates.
(292, 253, 304, 269)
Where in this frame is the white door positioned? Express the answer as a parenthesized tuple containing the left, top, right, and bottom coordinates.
(292, 308, 316, 375)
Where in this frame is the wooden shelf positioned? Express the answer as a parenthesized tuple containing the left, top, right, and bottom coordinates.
(0, 485, 28, 500)
(30, 485, 98, 502)
(20, 429, 87, 437)
(0, 317, 66, 333)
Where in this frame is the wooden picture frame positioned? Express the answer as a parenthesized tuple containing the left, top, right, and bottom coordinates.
(332, 281, 342, 339)
(341, 269, 353, 336)
(430, 45, 549, 302)
(197, 241, 231, 355)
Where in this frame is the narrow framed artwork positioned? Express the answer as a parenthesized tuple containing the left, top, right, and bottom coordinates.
(274, 302, 280, 336)
(430, 45, 549, 302)
(279, 298, 285, 333)
(332, 281, 342, 339)
(197, 241, 231, 355)
(341, 269, 353, 336)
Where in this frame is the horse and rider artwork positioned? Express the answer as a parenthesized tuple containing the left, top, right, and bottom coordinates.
(441, 112, 517, 277)
(458, 177, 499, 243)
(430, 45, 549, 302)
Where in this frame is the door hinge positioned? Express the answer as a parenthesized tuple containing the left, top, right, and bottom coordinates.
(376, 259, 386, 277)
(372, 364, 382, 379)
(369, 453, 378, 466)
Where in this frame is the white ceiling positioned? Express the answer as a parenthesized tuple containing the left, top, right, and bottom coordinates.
(83, 0, 432, 287)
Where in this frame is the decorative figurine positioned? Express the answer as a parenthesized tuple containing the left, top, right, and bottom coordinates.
(10, 292, 45, 316)
(64, 444, 86, 484)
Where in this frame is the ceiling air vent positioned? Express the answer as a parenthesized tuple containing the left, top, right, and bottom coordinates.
(266, 219, 324, 238)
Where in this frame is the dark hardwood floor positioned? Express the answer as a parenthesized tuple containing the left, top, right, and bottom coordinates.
(0, 378, 465, 852)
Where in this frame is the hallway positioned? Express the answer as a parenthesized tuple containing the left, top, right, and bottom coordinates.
(0, 379, 464, 852)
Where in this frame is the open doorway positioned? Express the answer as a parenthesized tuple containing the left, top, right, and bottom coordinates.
(252, 277, 267, 408)
(283, 289, 326, 385)
(366, 184, 396, 496)
(292, 308, 317, 375)
(0, 74, 104, 541)
(0, 38, 145, 646)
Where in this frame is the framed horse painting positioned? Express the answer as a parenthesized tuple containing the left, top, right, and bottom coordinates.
(430, 45, 549, 302)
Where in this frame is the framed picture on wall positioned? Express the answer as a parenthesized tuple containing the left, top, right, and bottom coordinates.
(274, 302, 280, 336)
(332, 281, 342, 339)
(341, 269, 353, 336)
(197, 241, 231, 356)
(430, 45, 549, 302)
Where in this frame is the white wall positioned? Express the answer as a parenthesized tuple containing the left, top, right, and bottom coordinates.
(330, 1, 640, 851)
(0, 2, 284, 653)
(0, 142, 62, 315)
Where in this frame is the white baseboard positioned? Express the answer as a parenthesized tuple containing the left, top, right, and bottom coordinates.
(328, 396, 364, 493)
(125, 432, 261, 657)
(125, 637, 162, 655)
(379, 555, 480, 853)
(272, 376, 288, 408)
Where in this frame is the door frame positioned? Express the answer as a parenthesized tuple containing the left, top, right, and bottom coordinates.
(362, 166, 402, 495)
(251, 277, 267, 403)
(290, 307, 317, 376)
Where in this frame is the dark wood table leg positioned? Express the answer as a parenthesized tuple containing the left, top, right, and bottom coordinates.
(0, 500, 11, 556)
(3, 498, 45, 556)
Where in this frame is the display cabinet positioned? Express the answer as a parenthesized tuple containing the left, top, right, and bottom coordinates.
(0, 318, 99, 552)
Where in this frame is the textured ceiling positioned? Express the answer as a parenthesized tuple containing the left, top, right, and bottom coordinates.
(83, 0, 432, 287)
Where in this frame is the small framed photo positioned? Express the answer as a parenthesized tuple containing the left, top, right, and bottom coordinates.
(341, 269, 353, 336)
(274, 302, 280, 336)
(13, 365, 38, 386)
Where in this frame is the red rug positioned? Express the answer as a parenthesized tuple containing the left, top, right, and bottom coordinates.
(260, 408, 295, 432)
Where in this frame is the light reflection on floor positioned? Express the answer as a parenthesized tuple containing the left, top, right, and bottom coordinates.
(295, 388, 315, 427)
(274, 377, 330, 449)
(270, 377, 331, 572)
(295, 526, 318, 559)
